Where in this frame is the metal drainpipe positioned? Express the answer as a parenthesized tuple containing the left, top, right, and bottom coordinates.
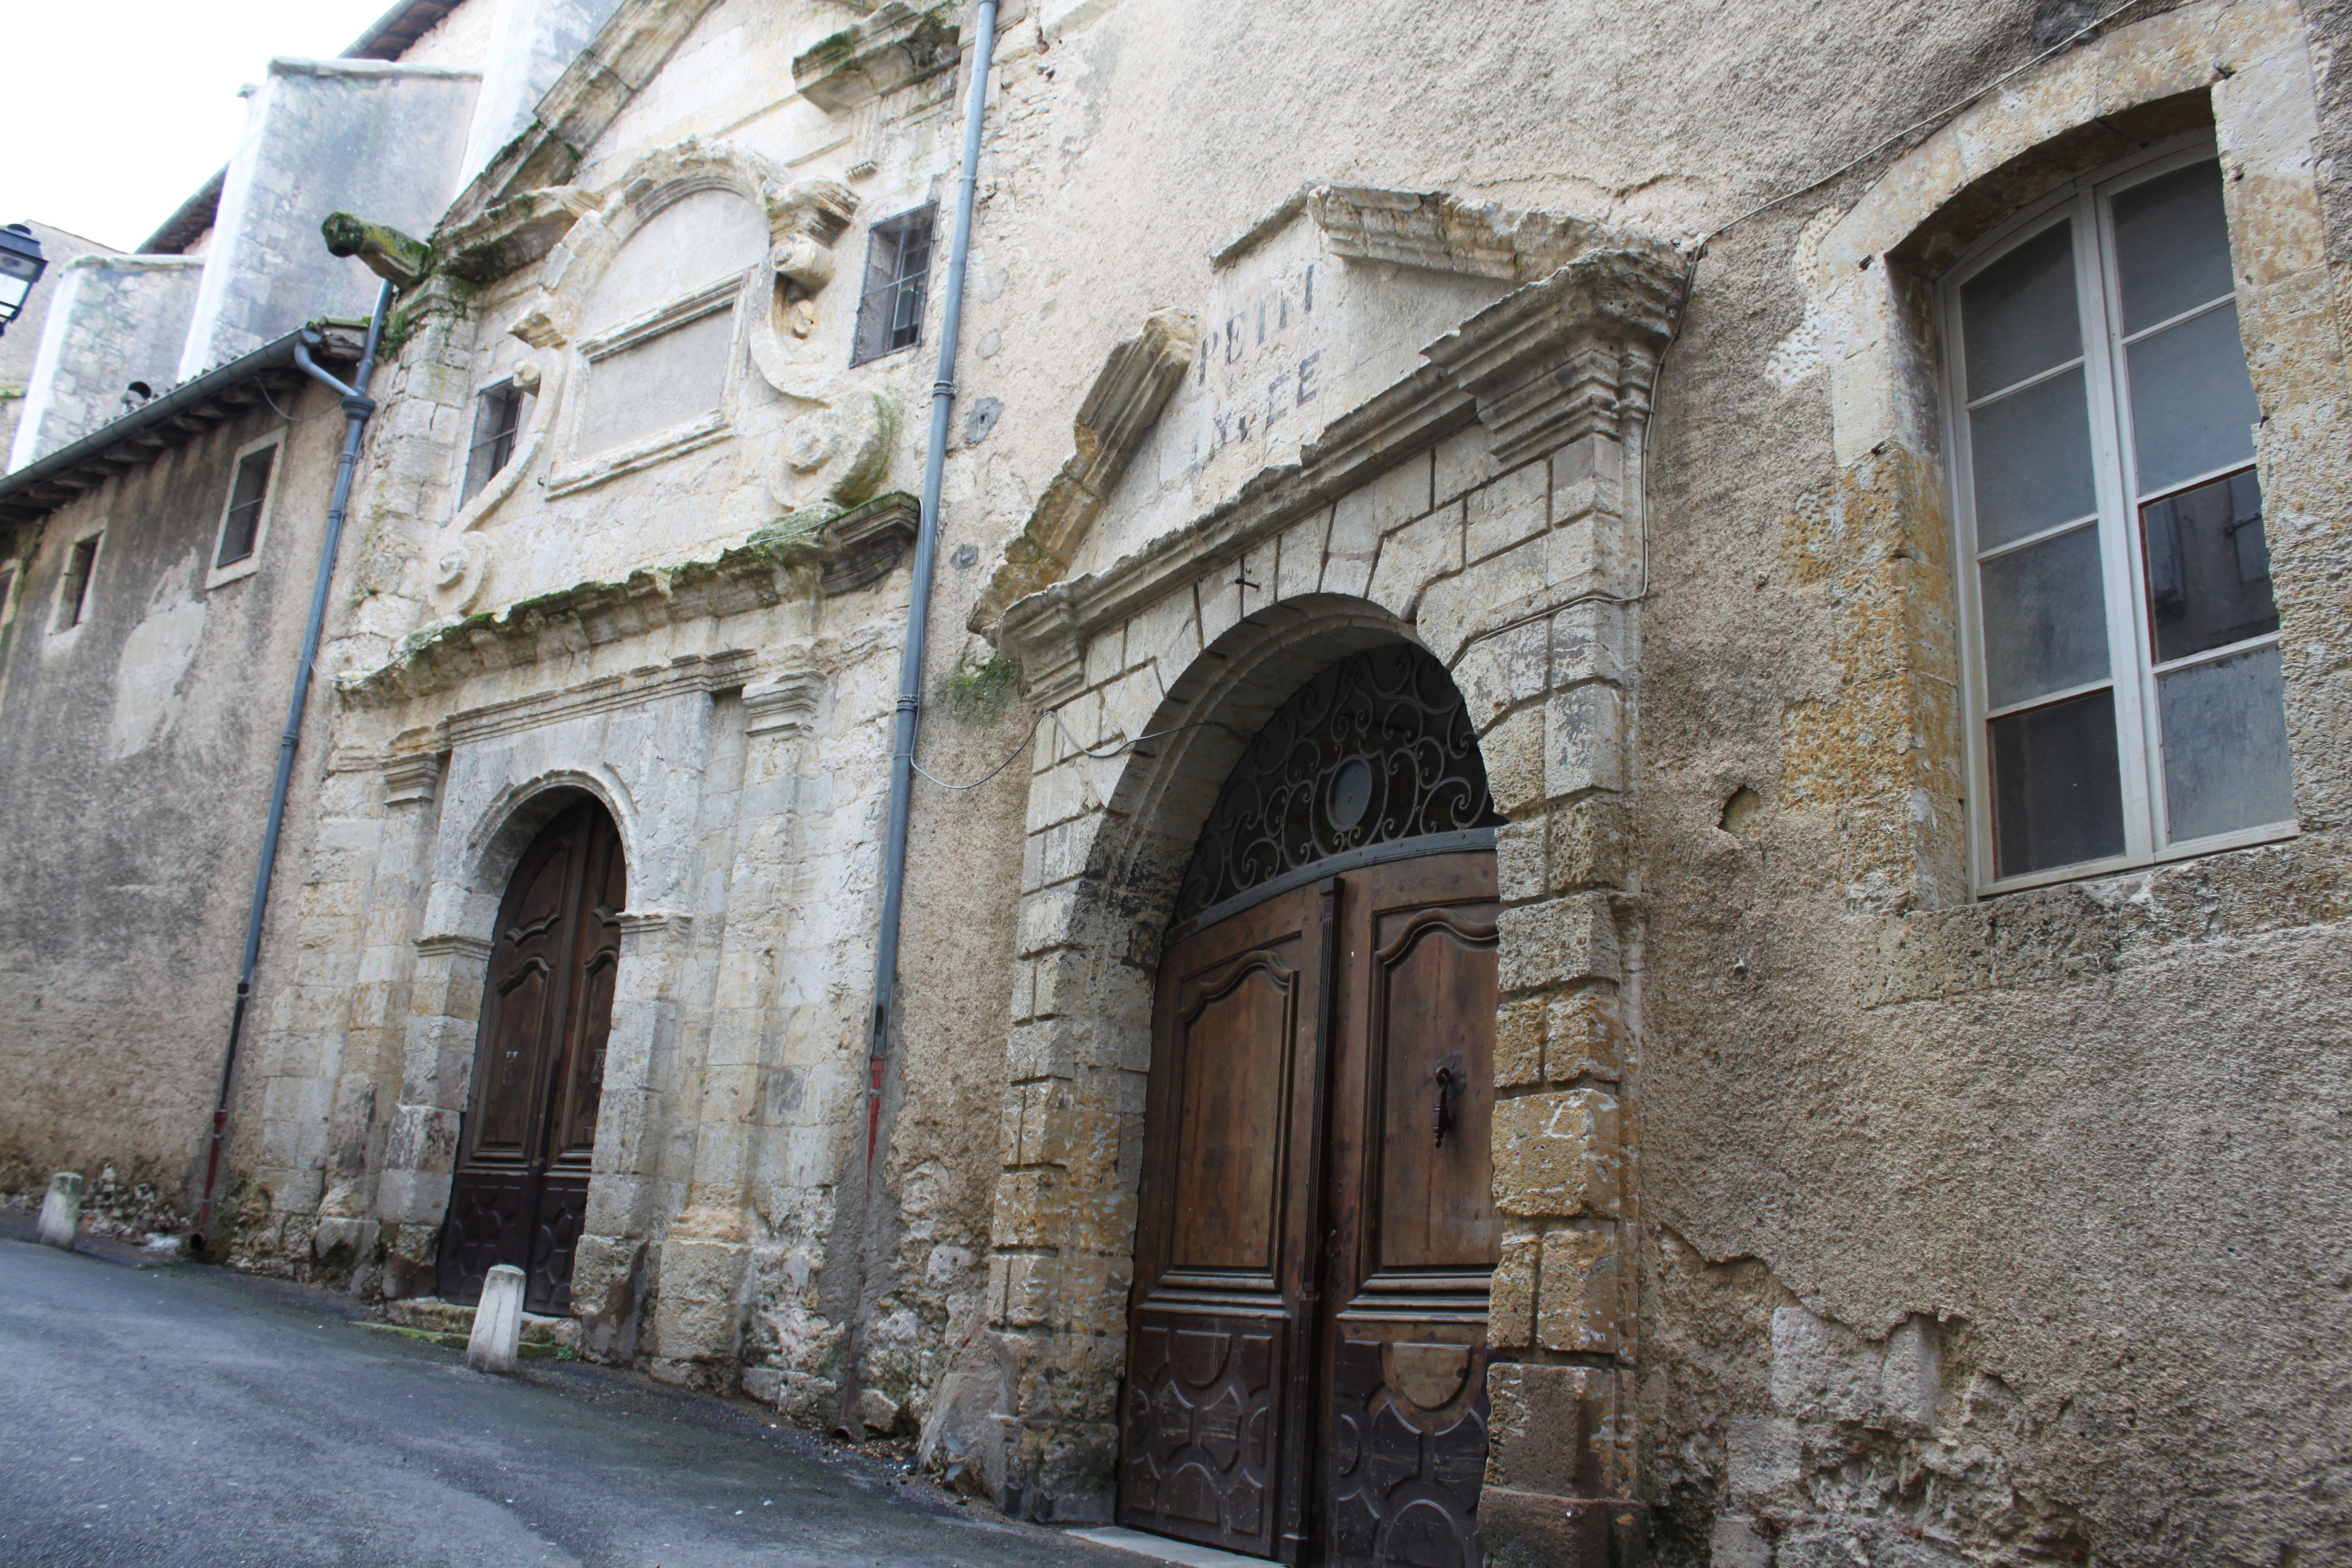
(839, 0, 1000, 1432)
(192, 280, 394, 1254)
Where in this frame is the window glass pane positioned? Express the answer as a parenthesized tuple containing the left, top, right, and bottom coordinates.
(1960, 221, 2082, 399)
(2158, 643, 2295, 841)
(1991, 688, 2127, 877)
(1967, 366, 2098, 551)
(2142, 468, 2275, 663)
(2111, 160, 2235, 335)
(1979, 523, 2110, 709)
(2125, 300, 2259, 494)
(217, 449, 273, 567)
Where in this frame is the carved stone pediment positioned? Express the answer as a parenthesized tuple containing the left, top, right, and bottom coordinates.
(350, 494, 922, 709)
(972, 190, 1686, 641)
(968, 310, 1199, 633)
(994, 241, 1688, 675)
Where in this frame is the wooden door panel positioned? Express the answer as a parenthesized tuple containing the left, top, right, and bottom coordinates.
(1123, 883, 1330, 1560)
(1368, 907, 1499, 1279)
(1172, 956, 1294, 1274)
(436, 1167, 527, 1306)
(527, 1171, 590, 1314)
(1120, 1313, 1285, 1556)
(1324, 1321, 1490, 1568)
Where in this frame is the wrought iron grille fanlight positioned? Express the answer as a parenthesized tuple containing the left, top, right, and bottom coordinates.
(1172, 643, 1504, 924)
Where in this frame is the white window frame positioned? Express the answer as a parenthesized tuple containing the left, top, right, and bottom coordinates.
(206, 430, 286, 590)
(1940, 130, 2295, 896)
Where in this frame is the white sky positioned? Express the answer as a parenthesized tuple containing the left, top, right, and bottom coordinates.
(4, 0, 401, 251)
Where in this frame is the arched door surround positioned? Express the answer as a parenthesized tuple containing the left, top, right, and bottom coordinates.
(1121, 644, 1504, 1567)
(438, 794, 626, 1312)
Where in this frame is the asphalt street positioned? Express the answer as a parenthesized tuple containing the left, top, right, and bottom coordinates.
(0, 1231, 1138, 1568)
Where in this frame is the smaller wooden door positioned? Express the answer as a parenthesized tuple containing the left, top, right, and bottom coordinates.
(438, 798, 625, 1313)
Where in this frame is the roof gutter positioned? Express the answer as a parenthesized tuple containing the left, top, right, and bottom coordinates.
(0, 325, 356, 518)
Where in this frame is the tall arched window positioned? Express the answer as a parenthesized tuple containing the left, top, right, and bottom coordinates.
(1943, 133, 2294, 890)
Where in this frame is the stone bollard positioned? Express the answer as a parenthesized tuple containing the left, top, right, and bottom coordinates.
(466, 1264, 527, 1374)
(36, 1173, 83, 1250)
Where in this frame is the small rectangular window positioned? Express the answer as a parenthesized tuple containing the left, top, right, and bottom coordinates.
(851, 205, 937, 366)
(464, 381, 527, 501)
(216, 447, 275, 568)
(55, 535, 98, 631)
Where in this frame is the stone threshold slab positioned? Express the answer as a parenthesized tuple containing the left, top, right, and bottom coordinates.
(1062, 1525, 1274, 1568)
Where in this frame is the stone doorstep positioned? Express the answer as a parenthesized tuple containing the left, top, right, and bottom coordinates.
(380, 1296, 581, 1349)
(1062, 1526, 1273, 1568)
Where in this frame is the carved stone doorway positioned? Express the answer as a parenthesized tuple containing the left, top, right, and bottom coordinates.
(437, 795, 626, 1313)
(1119, 645, 1503, 1567)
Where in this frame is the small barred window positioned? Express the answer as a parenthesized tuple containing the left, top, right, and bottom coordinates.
(850, 206, 937, 366)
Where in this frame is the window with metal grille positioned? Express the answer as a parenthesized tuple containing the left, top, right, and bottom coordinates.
(215, 447, 275, 568)
(54, 535, 98, 631)
(1942, 135, 2291, 890)
(463, 381, 527, 501)
(851, 205, 937, 366)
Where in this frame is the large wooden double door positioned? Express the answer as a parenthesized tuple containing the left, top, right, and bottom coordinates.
(438, 798, 625, 1313)
(1121, 848, 1499, 1567)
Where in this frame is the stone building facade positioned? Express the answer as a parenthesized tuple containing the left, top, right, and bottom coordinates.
(3, 1, 2350, 1565)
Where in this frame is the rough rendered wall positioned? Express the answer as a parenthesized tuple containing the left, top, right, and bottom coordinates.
(0, 383, 355, 1238)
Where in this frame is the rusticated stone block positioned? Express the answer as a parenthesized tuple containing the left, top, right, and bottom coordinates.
(1549, 793, 1632, 892)
(1547, 986, 1626, 1083)
(1497, 894, 1620, 994)
(1491, 1231, 1538, 1347)
(1494, 996, 1547, 1088)
(1546, 681, 1625, 800)
(1485, 1361, 1627, 1497)
(1493, 1087, 1620, 1218)
(1483, 705, 1548, 816)
(1539, 1225, 1621, 1355)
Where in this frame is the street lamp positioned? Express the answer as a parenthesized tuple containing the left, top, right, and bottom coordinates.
(0, 224, 49, 338)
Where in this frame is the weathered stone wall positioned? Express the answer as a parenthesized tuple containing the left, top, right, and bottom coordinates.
(1630, 5, 2352, 1564)
(105, 0, 2352, 1563)
(0, 377, 358, 1235)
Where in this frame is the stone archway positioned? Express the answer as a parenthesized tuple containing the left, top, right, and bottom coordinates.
(437, 791, 626, 1314)
(966, 239, 1680, 1562)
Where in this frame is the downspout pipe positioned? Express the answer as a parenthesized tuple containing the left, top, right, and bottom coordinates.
(840, 0, 999, 1429)
(192, 279, 394, 1254)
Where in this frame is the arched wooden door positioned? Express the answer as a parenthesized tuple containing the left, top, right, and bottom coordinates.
(1121, 645, 1503, 1568)
(437, 797, 625, 1313)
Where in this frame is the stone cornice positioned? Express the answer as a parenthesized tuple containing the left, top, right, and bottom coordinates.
(438, 186, 605, 284)
(444, 651, 757, 747)
(743, 668, 826, 737)
(1421, 248, 1684, 465)
(792, 2, 959, 114)
(998, 249, 1686, 676)
(341, 493, 919, 711)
